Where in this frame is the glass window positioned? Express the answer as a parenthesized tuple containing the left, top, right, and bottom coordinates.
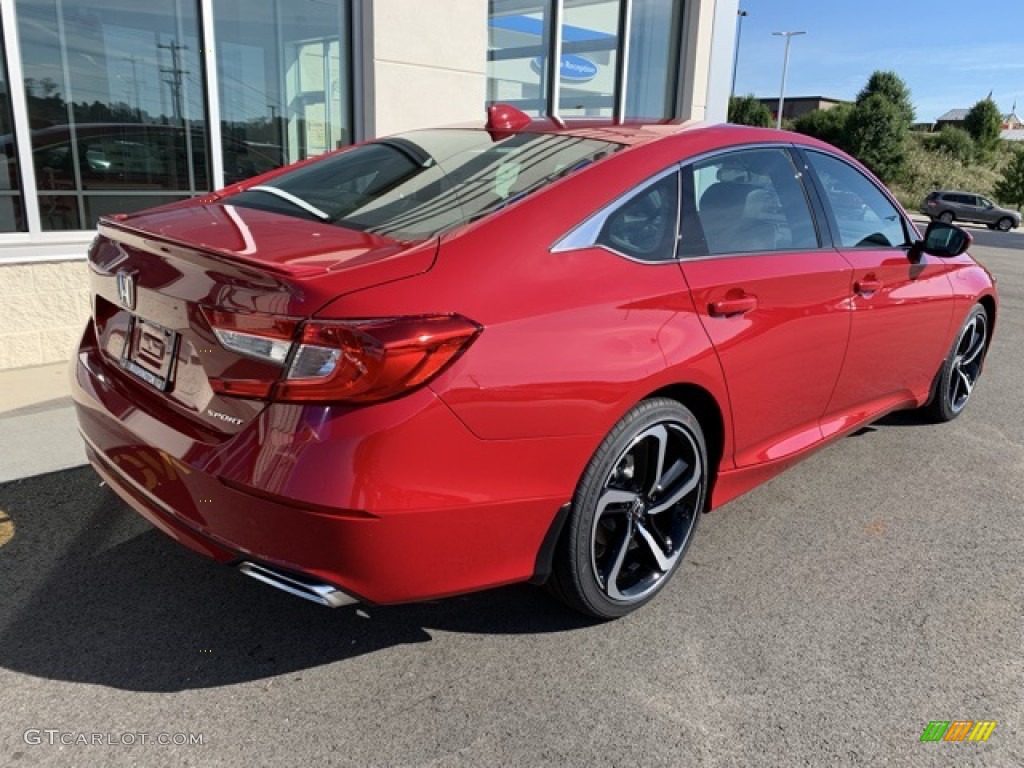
(806, 151, 909, 249)
(596, 170, 678, 261)
(16, 0, 209, 231)
(625, 0, 684, 118)
(487, 0, 552, 116)
(558, 0, 621, 118)
(0, 19, 27, 231)
(0, 19, 27, 232)
(486, 0, 684, 120)
(228, 130, 621, 241)
(683, 148, 819, 256)
(213, 0, 352, 184)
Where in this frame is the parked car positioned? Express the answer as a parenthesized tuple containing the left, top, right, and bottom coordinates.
(922, 190, 1021, 231)
(70, 107, 997, 619)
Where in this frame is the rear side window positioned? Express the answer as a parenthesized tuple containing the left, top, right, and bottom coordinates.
(596, 171, 679, 262)
(227, 130, 621, 241)
(681, 147, 819, 257)
(806, 151, 909, 249)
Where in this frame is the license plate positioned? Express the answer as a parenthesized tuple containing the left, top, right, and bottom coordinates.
(120, 317, 179, 391)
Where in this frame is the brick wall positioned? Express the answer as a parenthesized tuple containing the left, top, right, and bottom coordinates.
(0, 261, 90, 370)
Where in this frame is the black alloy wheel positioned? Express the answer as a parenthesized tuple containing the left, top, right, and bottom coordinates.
(548, 398, 707, 619)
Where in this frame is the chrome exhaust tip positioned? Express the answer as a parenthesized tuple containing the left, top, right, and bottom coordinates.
(237, 562, 358, 608)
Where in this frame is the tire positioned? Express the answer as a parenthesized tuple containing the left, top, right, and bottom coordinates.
(922, 304, 989, 423)
(547, 398, 707, 619)
(996, 217, 1013, 232)
(938, 211, 955, 224)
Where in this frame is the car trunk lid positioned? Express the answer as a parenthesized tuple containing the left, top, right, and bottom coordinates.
(88, 203, 437, 435)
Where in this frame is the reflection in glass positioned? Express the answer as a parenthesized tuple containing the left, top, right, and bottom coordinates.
(487, 0, 552, 116)
(0, 19, 27, 231)
(213, 0, 352, 183)
(487, 0, 683, 121)
(557, 0, 620, 118)
(16, 0, 209, 230)
(229, 130, 621, 241)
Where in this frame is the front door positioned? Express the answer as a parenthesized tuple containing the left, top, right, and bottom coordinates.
(801, 150, 955, 437)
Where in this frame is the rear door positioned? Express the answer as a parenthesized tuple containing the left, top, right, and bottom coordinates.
(800, 149, 955, 436)
(677, 146, 852, 467)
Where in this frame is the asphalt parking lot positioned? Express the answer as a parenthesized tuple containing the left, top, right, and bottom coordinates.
(1, 239, 1022, 767)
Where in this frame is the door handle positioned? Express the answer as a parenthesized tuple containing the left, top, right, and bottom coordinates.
(709, 295, 758, 317)
(855, 278, 882, 295)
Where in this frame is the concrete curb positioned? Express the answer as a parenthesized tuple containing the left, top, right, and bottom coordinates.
(0, 360, 87, 483)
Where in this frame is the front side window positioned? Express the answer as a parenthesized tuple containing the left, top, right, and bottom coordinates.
(16, 0, 209, 230)
(806, 151, 908, 249)
(682, 147, 819, 257)
(595, 170, 678, 261)
(228, 130, 621, 241)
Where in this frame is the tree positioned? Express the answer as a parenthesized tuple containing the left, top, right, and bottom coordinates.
(856, 71, 915, 126)
(963, 98, 1002, 156)
(728, 95, 773, 128)
(845, 94, 907, 182)
(994, 148, 1024, 210)
(928, 126, 975, 164)
(792, 103, 853, 151)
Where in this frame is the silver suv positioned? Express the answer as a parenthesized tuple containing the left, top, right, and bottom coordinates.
(922, 190, 1021, 231)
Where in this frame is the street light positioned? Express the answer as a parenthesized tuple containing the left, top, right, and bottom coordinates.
(772, 31, 805, 129)
(730, 10, 749, 99)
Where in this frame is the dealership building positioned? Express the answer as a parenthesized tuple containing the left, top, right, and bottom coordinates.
(0, 0, 738, 370)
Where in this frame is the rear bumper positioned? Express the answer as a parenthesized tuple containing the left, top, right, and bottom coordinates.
(71, 324, 591, 604)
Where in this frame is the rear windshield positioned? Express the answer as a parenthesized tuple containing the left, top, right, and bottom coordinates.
(226, 130, 622, 241)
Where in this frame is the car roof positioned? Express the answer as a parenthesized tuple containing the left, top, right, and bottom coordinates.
(435, 117, 829, 150)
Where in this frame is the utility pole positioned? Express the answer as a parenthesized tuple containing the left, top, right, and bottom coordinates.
(123, 56, 143, 121)
(731, 10, 748, 100)
(158, 38, 188, 123)
(772, 31, 805, 129)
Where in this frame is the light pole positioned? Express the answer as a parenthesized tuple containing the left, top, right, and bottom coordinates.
(730, 10, 748, 99)
(772, 31, 805, 129)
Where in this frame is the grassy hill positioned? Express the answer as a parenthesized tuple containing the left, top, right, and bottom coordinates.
(888, 134, 1018, 213)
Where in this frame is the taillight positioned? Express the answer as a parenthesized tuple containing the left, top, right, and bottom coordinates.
(205, 309, 298, 364)
(203, 308, 481, 404)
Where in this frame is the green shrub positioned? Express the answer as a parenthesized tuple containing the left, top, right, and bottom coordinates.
(964, 98, 1002, 157)
(792, 104, 853, 150)
(994, 148, 1024, 210)
(846, 94, 907, 183)
(927, 126, 975, 164)
(728, 95, 773, 128)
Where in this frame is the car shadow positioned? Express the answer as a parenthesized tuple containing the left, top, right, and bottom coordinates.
(0, 467, 595, 693)
(847, 410, 929, 438)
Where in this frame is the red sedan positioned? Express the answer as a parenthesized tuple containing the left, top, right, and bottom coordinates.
(71, 107, 996, 618)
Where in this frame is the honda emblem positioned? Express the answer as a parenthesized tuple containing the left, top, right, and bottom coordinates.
(116, 271, 136, 310)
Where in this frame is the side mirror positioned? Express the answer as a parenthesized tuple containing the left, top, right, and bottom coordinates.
(912, 221, 972, 259)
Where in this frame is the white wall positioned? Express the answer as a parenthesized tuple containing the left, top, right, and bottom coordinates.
(678, 0, 737, 124)
(705, 0, 739, 123)
(360, 0, 488, 138)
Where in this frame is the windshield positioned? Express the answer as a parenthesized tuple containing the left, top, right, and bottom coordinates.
(226, 130, 622, 241)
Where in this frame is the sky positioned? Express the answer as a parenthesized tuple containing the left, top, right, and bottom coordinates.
(731, 0, 1024, 122)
